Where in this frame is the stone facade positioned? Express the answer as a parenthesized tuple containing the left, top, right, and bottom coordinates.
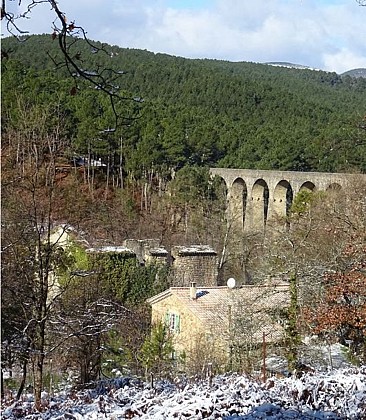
(170, 245, 219, 287)
(148, 288, 228, 373)
(145, 247, 169, 266)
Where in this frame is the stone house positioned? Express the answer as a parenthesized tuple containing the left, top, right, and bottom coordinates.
(147, 282, 289, 373)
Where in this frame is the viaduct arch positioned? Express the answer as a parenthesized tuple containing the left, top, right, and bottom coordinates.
(210, 168, 364, 232)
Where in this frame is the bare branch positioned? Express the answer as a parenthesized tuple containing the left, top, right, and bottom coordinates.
(2, 0, 142, 127)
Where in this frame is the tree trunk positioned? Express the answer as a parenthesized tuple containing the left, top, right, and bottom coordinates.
(1, 370, 4, 400)
(80, 359, 89, 384)
(287, 273, 300, 373)
(32, 352, 45, 410)
(16, 359, 28, 400)
(32, 301, 47, 410)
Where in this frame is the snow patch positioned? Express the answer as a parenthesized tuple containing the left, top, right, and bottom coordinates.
(2, 368, 365, 419)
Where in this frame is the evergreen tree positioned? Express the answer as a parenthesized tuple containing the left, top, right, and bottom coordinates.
(139, 322, 175, 379)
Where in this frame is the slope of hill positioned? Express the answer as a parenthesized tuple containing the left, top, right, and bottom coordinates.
(341, 68, 366, 78)
(2, 35, 366, 174)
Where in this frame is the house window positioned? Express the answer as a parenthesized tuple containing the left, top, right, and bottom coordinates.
(165, 312, 180, 333)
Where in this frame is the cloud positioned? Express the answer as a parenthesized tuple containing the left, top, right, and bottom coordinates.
(3, 0, 366, 73)
(323, 48, 366, 73)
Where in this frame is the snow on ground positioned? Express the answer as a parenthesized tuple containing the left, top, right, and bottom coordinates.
(1, 367, 365, 419)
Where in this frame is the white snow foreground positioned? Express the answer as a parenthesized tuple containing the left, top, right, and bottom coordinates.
(1, 367, 365, 419)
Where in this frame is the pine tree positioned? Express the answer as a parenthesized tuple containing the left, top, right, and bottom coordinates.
(139, 322, 175, 379)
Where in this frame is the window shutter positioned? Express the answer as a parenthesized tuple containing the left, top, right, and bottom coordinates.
(164, 312, 170, 327)
(175, 314, 180, 333)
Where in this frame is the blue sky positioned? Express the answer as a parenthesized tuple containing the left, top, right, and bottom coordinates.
(167, 0, 212, 9)
(4, 0, 366, 73)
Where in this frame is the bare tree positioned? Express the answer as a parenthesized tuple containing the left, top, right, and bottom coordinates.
(258, 179, 366, 365)
(226, 285, 289, 373)
(51, 296, 132, 384)
(1, 97, 76, 408)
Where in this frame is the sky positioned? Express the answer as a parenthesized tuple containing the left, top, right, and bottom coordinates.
(4, 0, 366, 74)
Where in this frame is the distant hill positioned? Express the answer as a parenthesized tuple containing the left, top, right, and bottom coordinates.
(341, 68, 366, 78)
(2, 35, 366, 174)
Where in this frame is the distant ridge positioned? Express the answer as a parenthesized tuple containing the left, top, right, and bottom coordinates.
(340, 68, 366, 78)
(264, 62, 320, 71)
(265, 62, 366, 78)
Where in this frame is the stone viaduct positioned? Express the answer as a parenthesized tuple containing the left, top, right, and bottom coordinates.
(210, 168, 365, 232)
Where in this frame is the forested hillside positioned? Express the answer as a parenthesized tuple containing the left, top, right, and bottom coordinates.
(2, 34, 366, 175)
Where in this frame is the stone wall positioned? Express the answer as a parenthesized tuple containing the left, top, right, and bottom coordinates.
(170, 245, 219, 287)
(123, 239, 162, 263)
(122, 240, 220, 286)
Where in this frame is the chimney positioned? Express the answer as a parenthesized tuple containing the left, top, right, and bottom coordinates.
(190, 281, 197, 300)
